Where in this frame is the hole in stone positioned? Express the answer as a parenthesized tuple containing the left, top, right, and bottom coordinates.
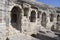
(37, 11, 41, 18)
(24, 8, 29, 18)
(31, 34, 36, 38)
(56, 15, 60, 32)
(56, 10, 60, 13)
(29, 11, 36, 22)
(6, 37, 9, 40)
(57, 15, 60, 22)
(11, 6, 22, 32)
(51, 25, 55, 31)
(50, 14, 54, 22)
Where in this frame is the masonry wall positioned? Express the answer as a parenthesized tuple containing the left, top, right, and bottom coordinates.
(0, 0, 60, 40)
(0, 0, 7, 40)
(8, 0, 60, 35)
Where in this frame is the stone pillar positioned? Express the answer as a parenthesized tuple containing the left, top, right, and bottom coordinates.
(39, 12, 42, 26)
(35, 10, 37, 23)
(37, 11, 42, 31)
(46, 12, 51, 30)
(53, 13, 57, 31)
(41, 12, 47, 28)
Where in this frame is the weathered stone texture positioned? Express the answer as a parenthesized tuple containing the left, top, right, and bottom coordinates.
(0, 0, 60, 40)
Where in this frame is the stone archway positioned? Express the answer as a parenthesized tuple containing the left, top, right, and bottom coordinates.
(41, 12, 46, 27)
(24, 8, 29, 18)
(56, 15, 60, 31)
(37, 11, 41, 18)
(30, 11, 36, 22)
(11, 6, 22, 32)
(50, 14, 54, 22)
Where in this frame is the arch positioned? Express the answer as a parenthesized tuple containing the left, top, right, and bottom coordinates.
(29, 11, 36, 22)
(41, 12, 46, 27)
(57, 15, 60, 21)
(11, 6, 22, 32)
(50, 14, 54, 22)
(24, 8, 29, 17)
(56, 10, 60, 13)
(37, 11, 41, 18)
(56, 15, 60, 31)
(31, 34, 36, 37)
(6, 37, 9, 40)
(51, 25, 55, 31)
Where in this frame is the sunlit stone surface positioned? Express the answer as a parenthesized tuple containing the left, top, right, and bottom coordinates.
(0, 0, 60, 40)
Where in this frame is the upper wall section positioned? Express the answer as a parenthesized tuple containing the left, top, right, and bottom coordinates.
(7, 0, 60, 14)
(8, 0, 60, 12)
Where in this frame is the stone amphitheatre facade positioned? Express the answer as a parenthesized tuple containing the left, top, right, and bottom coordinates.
(0, 0, 60, 40)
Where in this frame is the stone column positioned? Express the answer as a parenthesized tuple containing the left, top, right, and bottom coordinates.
(53, 13, 57, 31)
(46, 12, 51, 30)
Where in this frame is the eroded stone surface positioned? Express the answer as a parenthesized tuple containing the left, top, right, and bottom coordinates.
(0, 0, 60, 40)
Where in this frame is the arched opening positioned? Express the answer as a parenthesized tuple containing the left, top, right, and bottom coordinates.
(51, 25, 55, 31)
(31, 34, 36, 37)
(11, 6, 22, 31)
(6, 37, 9, 40)
(57, 15, 60, 22)
(41, 12, 46, 27)
(56, 10, 60, 13)
(56, 15, 60, 31)
(29, 11, 36, 22)
(50, 14, 54, 22)
(24, 8, 29, 18)
(37, 11, 41, 18)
